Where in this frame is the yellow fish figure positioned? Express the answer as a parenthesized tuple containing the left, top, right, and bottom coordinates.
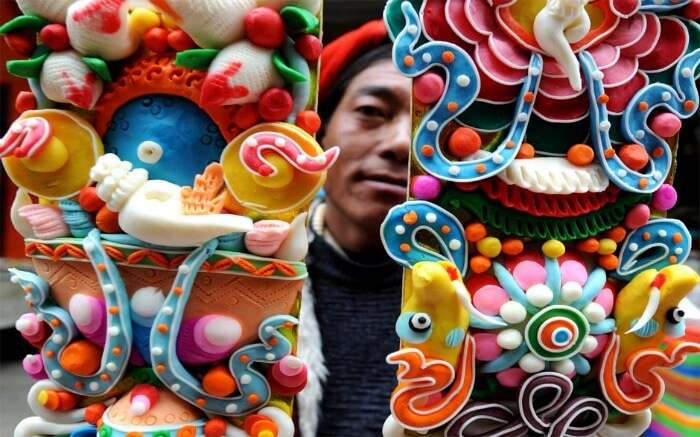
(600, 264, 700, 414)
(387, 261, 474, 432)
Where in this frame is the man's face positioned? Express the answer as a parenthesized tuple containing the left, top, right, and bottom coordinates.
(321, 59, 412, 233)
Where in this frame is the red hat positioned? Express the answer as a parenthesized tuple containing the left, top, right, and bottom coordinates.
(318, 20, 388, 103)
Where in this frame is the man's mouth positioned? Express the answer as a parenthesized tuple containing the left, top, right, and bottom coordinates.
(363, 173, 408, 188)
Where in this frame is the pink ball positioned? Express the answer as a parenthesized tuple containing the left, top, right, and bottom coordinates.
(560, 260, 588, 286)
(582, 334, 609, 360)
(496, 368, 527, 388)
(473, 285, 509, 316)
(624, 203, 650, 229)
(512, 260, 546, 290)
(413, 72, 445, 105)
(411, 175, 442, 200)
(473, 333, 502, 361)
(650, 113, 682, 138)
(651, 184, 678, 211)
(594, 287, 615, 316)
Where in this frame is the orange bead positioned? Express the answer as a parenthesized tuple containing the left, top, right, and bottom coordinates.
(59, 340, 101, 376)
(566, 144, 594, 166)
(619, 144, 649, 171)
(516, 143, 535, 159)
(672, 233, 683, 244)
(448, 127, 481, 158)
(576, 238, 600, 253)
(96, 206, 121, 233)
(296, 110, 321, 135)
(599, 255, 619, 270)
(403, 211, 418, 225)
(84, 403, 107, 425)
(501, 239, 524, 256)
(442, 51, 454, 63)
(605, 226, 627, 243)
(403, 55, 414, 66)
(465, 223, 487, 242)
(421, 145, 434, 157)
(204, 418, 228, 437)
(470, 255, 492, 274)
(78, 187, 105, 212)
(598, 94, 610, 104)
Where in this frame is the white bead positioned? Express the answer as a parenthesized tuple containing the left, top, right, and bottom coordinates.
(171, 383, 181, 392)
(162, 306, 173, 316)
(662, 92, 672, 102)
(581, 335, 598, 354)
(240, 374, 252, 385)
(226, 403, 238, 413)
(681, 68, 692, 78)
(151, 347, 163, 356)
(274, 138, 286, 147)
(89, 382, 100, 392)
(426, 121, 438, 131)
(517, 112, 528, 122)
(599, 121, 611, 132)
(629, 243, 638, 251)
(492, 153, 504, 164)
(422, 53, 432, 63)
(395, 225, 406, 235)
(449, 239, 462, 250)
(635, 130, 645, 139)
(103, 284, 115, 293)
(617, 169, 628, 178)
(675, 247, 683, 255)
(561, 281, 583, 303)
(583, 302, 606, 323)
(658, 229, 668, 238)
(553, 359, 575, 375)
(108, 326, 120, 337)
(496, 329, 523, 350)
(52, 334, 64, 344)
(50, 369, 63, 379)
(592, 70, 604, 80)
(526, 284, 553, 307)
(178, 265, 191, 275)
(448, 166, 460, 176)
(457, 75, 470, 87)
(529, 67, 541, 76)
(407, 25, 418, 35)
(130, 287, 165, 318)
(426, 213, 437, 223)
(266, 353, 276, 361)
(499, 301, 527, 324)
(519, 353, 545, 373)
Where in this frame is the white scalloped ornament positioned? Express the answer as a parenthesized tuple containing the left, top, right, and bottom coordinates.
(16, 0, 76, 23)
(66, 0, 139, 61)
(39, 50, 103, 109)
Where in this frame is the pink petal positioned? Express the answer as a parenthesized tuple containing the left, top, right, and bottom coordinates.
(476, 43, 526, 85)
(534, 93, 589, 122)
(423, 0, 468, 46)
(589, 43, 620, 70)
(473, 285, 510, 316)
(605, 72, 648, 114)
(621, 14, 660, 58)
(601, 56, 638, 87)
(466, 0, 497, 36)
(446, 0, 483, 44)
(512, 260, 546, 290)
(605, 13, 645, 48)
(639, 17, 688, 72)
(488, 30, 530, 70)
(539, 76, 585, 99)
(560, 260, 588, 286)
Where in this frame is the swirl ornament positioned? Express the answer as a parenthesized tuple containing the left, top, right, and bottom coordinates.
(221, 122, 334, 214)
(525, 306, 589, 361)
(9, 229, 132, 395)
(445, 373, 608, 437)
(380, 201, 467, 274)
(616, 218, 692, 279)
(149, 238, 296, 416)
(391, 2, 543, 183)
(580, 48, 700, 193)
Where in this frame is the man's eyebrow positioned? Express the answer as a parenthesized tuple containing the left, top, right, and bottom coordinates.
(352, 86, 405, 106)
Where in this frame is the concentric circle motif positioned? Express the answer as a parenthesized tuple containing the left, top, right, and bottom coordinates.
(525, 305, 589, 361)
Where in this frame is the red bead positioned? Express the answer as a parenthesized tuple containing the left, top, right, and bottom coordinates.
(258, 88, 293, 121)
(15, 91, 37, 113)
(167, 29, 196, 52)
(245, 7, 285, 48)
(40, 24, 70, 51)
(296, 110, 321, 134)
(295, 34, 322, 62)
(619, 144, 649, 171)
(4, 30, 36, 57)
(144, 27, 170, 53)
(234, 103, 260, 129)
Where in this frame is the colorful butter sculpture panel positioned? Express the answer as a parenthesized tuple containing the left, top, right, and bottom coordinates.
(1, 1, 329, 436)
(380, 1, 700, 436)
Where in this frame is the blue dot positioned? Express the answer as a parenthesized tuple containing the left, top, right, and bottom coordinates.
(554, 330, 570, 343)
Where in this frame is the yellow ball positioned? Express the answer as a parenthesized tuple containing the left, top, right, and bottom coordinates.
(598, 238, 617, 255)
(476, 237, 502, 258)
(19, 136, 68, 172)
(258, 431, 275, 437)
(129, 8, 160, 34)
(542, 240, 565, 258)
(252, 154, 295, 189)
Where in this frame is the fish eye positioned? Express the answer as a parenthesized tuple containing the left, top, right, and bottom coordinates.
(409, 313, 432, 332)
(666, 307, 685, 324)
(396, 311, 433, 344)
(137, 141, 163, 164)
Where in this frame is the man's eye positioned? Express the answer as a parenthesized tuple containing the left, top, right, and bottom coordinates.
(356, 105, 387, 119)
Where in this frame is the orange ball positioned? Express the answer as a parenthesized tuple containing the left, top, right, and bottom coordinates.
(516, 143, 535, 159)
(96, 206, 121, 233)
(470, 255, 492, 274)
(202, 364, 237, 397)
(59, 339, 101, 376)
(84, 403, 107, 425)
(296, 110, 322, 135)
(619, 144, 649, 171)
(448, 127, 481, 158)
(576, 238, 600, 253)
(78, 187, 105, 213)
(465, 222, 487, 242)
(599, 254, 619, 270)
(567, 144, 594, 166)
(605, 226, 627, 243)
(204, 418, 228, 437)
(502, 238, 524, 256)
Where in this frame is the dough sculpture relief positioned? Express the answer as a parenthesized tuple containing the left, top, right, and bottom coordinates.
(380, 1, 700, 436)
(1, 1, 331, 436)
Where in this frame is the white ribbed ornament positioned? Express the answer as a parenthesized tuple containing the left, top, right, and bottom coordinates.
(16, 0, 76, 23)
(202, 40, 283, 106)
(66, 0, 139, 61)
(40, 50, 103, 109)
(148, 0, 256, 48)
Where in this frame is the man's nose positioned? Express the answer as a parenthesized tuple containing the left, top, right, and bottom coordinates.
(377, 114, 411, 163)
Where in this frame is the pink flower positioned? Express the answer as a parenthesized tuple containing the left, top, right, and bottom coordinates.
(421, 0, 689, 122)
